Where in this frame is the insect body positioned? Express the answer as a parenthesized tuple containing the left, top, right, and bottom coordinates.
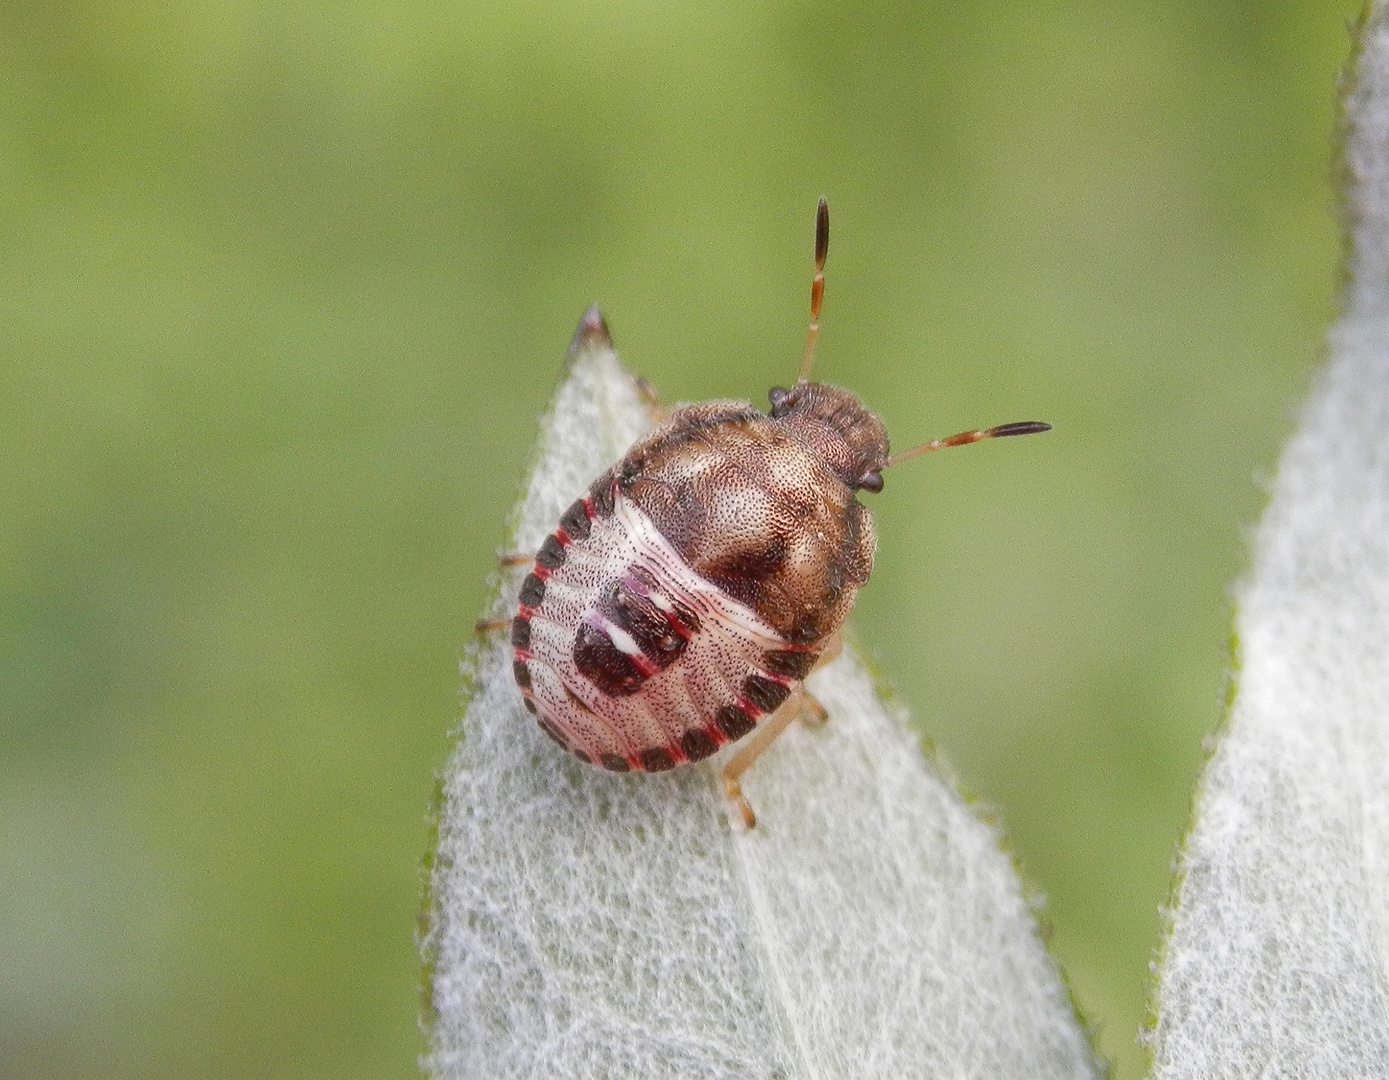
(507, 201, 1048, 825)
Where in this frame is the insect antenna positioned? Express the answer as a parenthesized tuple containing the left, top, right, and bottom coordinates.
(885, 420, 1051, 468)
(796, 197, 830, 384)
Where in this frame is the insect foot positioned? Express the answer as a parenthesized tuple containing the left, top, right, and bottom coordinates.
(798, 691, 830, 728)
(475, 555, 539, 632)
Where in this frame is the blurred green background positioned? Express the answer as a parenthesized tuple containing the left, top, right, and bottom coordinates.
(0, 1, 1357, 1077)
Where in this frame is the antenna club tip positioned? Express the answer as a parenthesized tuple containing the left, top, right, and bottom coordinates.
(814, 199, 829, 267)
(993, 421, 1051, 437)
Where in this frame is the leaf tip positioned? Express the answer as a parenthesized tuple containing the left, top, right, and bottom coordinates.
(567, 304, 613, 359)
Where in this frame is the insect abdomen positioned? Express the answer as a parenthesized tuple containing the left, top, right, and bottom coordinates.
(511, 476, 822, 772)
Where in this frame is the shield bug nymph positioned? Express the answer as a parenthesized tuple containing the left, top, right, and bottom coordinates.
(502, 200, 1049, 827)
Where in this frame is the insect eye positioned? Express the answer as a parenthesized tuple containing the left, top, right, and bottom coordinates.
(768, 387, 792, 416)
(858, 471, 884, 493)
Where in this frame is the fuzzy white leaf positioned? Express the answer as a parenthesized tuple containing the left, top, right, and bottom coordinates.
(1149, 8, 1389, 1077)
(423, 315, 1102, 1079)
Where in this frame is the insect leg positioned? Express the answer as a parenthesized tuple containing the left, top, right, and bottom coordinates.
(634, 374, 672, 424)
(497, 552, 533, 567)
(474, 618, 510, 634)
(797, 691, 829, 728)
(723, 687, 813, 828)
(782, 632, 841, 728)
(811, 631, 842, 671)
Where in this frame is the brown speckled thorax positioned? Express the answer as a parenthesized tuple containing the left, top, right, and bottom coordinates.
(503, 201, 1049, 823)
(613, 387, 883, 645)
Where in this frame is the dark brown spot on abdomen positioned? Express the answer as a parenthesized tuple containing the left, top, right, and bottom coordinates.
(537, 534, 567, 570)
(519, 573, 546, 608)
(715, 704, 757, 741)
(680, 728, 719, 762)
(589, 470, 616, 517)
(743, 672, 791, 714)
(763, 648, 816, 680)
(604, 577, 690, 668)
(573, 623, 647, 697)
(559, 498, 592, 541)
(638, 747, 676, 772)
